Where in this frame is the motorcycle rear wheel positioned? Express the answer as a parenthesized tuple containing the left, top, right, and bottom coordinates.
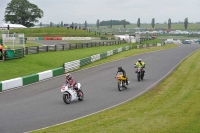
(78, 90, 84, 101)
(63, 92, 71, 104)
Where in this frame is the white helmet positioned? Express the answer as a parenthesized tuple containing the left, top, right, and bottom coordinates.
(138, 59, 142, 62)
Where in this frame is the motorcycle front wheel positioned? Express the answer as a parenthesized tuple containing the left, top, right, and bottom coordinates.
(118, 82, 123, 91)
(63, 92, 71, 104)
(78, 90, 84, 101)
(141, 74, 144, 80)
(137, 74, 140, 81)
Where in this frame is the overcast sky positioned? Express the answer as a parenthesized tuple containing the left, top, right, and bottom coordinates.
(0, 0, 200, 25)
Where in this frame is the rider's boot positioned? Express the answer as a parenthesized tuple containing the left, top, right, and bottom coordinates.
(126, 79, 129, 85)
(77, 90, 82, 97)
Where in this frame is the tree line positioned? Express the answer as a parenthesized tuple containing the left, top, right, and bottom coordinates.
(4, 0, 189, 30)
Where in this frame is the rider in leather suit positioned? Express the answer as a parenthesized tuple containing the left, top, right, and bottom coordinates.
(116, 67, 129, 85)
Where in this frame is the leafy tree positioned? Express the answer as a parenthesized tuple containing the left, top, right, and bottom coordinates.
(99, 20, 130, 26)
(137, 18, 140, 28)
(110, 19, 112, 28)
(96, 19, 99, 29)
(168, 18, 171, 30)
(61, 21, 63, 27)
(184, 17, 188, 29)
(123, 19, 126, 28)
(151, 18, 155, 29)
(4, 0, 43, 27)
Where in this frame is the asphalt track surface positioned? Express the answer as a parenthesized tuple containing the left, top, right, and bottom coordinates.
(0, 44, 199, 133)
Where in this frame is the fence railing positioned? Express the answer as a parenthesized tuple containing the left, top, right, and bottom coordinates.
(24, 40, 126, 55)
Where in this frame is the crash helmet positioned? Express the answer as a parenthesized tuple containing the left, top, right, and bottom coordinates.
(138, 59, 142, 62)
(66, 73, 72, 80)
(118, 66, 122, 71)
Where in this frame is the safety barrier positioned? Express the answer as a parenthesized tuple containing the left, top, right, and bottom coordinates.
(63, 45, 133, 72)
(0, 67, 64, 91)
(43, 37, 62, 40)
(62, 37, 92, 40)
(26, 37, 96, 41)
(24, 40, 125, 55)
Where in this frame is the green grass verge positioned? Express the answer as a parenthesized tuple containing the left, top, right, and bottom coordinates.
(31, 45, 200, 133)
(26, 41, 44, 47)
(141, 38, 162, 44)
(0, 43, 132, 81)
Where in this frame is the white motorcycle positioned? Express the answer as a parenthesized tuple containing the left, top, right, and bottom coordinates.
(61, 83, 84, 104)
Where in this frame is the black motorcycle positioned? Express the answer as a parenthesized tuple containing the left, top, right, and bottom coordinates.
(136, 67, 144, 81)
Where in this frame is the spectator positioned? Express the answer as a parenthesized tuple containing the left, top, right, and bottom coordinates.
(0, 43, 3, 49)
(0, 44, 3, 60)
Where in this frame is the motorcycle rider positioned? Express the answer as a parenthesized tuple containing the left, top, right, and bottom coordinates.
(65, 73, 81, 97)
(116, 67, 129, 85)
(134, 59, 145, 73)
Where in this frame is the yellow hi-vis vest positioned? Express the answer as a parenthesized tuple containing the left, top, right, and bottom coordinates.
(135, 62, 145, 68)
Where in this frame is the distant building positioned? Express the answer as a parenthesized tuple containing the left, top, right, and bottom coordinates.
(0, 24, 27, 30)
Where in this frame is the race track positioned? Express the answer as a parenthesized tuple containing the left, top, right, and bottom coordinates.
(0, 44, 199, 133)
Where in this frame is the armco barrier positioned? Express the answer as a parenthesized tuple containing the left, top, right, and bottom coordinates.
(107, 50, 113, 57)
(100, 52, 107, 59)
(118, 47, 122, 52)
(63, 45, 133, 72)
(64, 60, 80, 72)
(80, 57, 91, 67)
(113, 49, 118, 54)
(91, 54, 100, 62)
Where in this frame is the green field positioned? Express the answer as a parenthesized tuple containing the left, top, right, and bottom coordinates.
(141, 38, 162, 44)
(9, 27, 112, 37)
(6, 23, 200, 38)
(32, 45, 200, 133)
